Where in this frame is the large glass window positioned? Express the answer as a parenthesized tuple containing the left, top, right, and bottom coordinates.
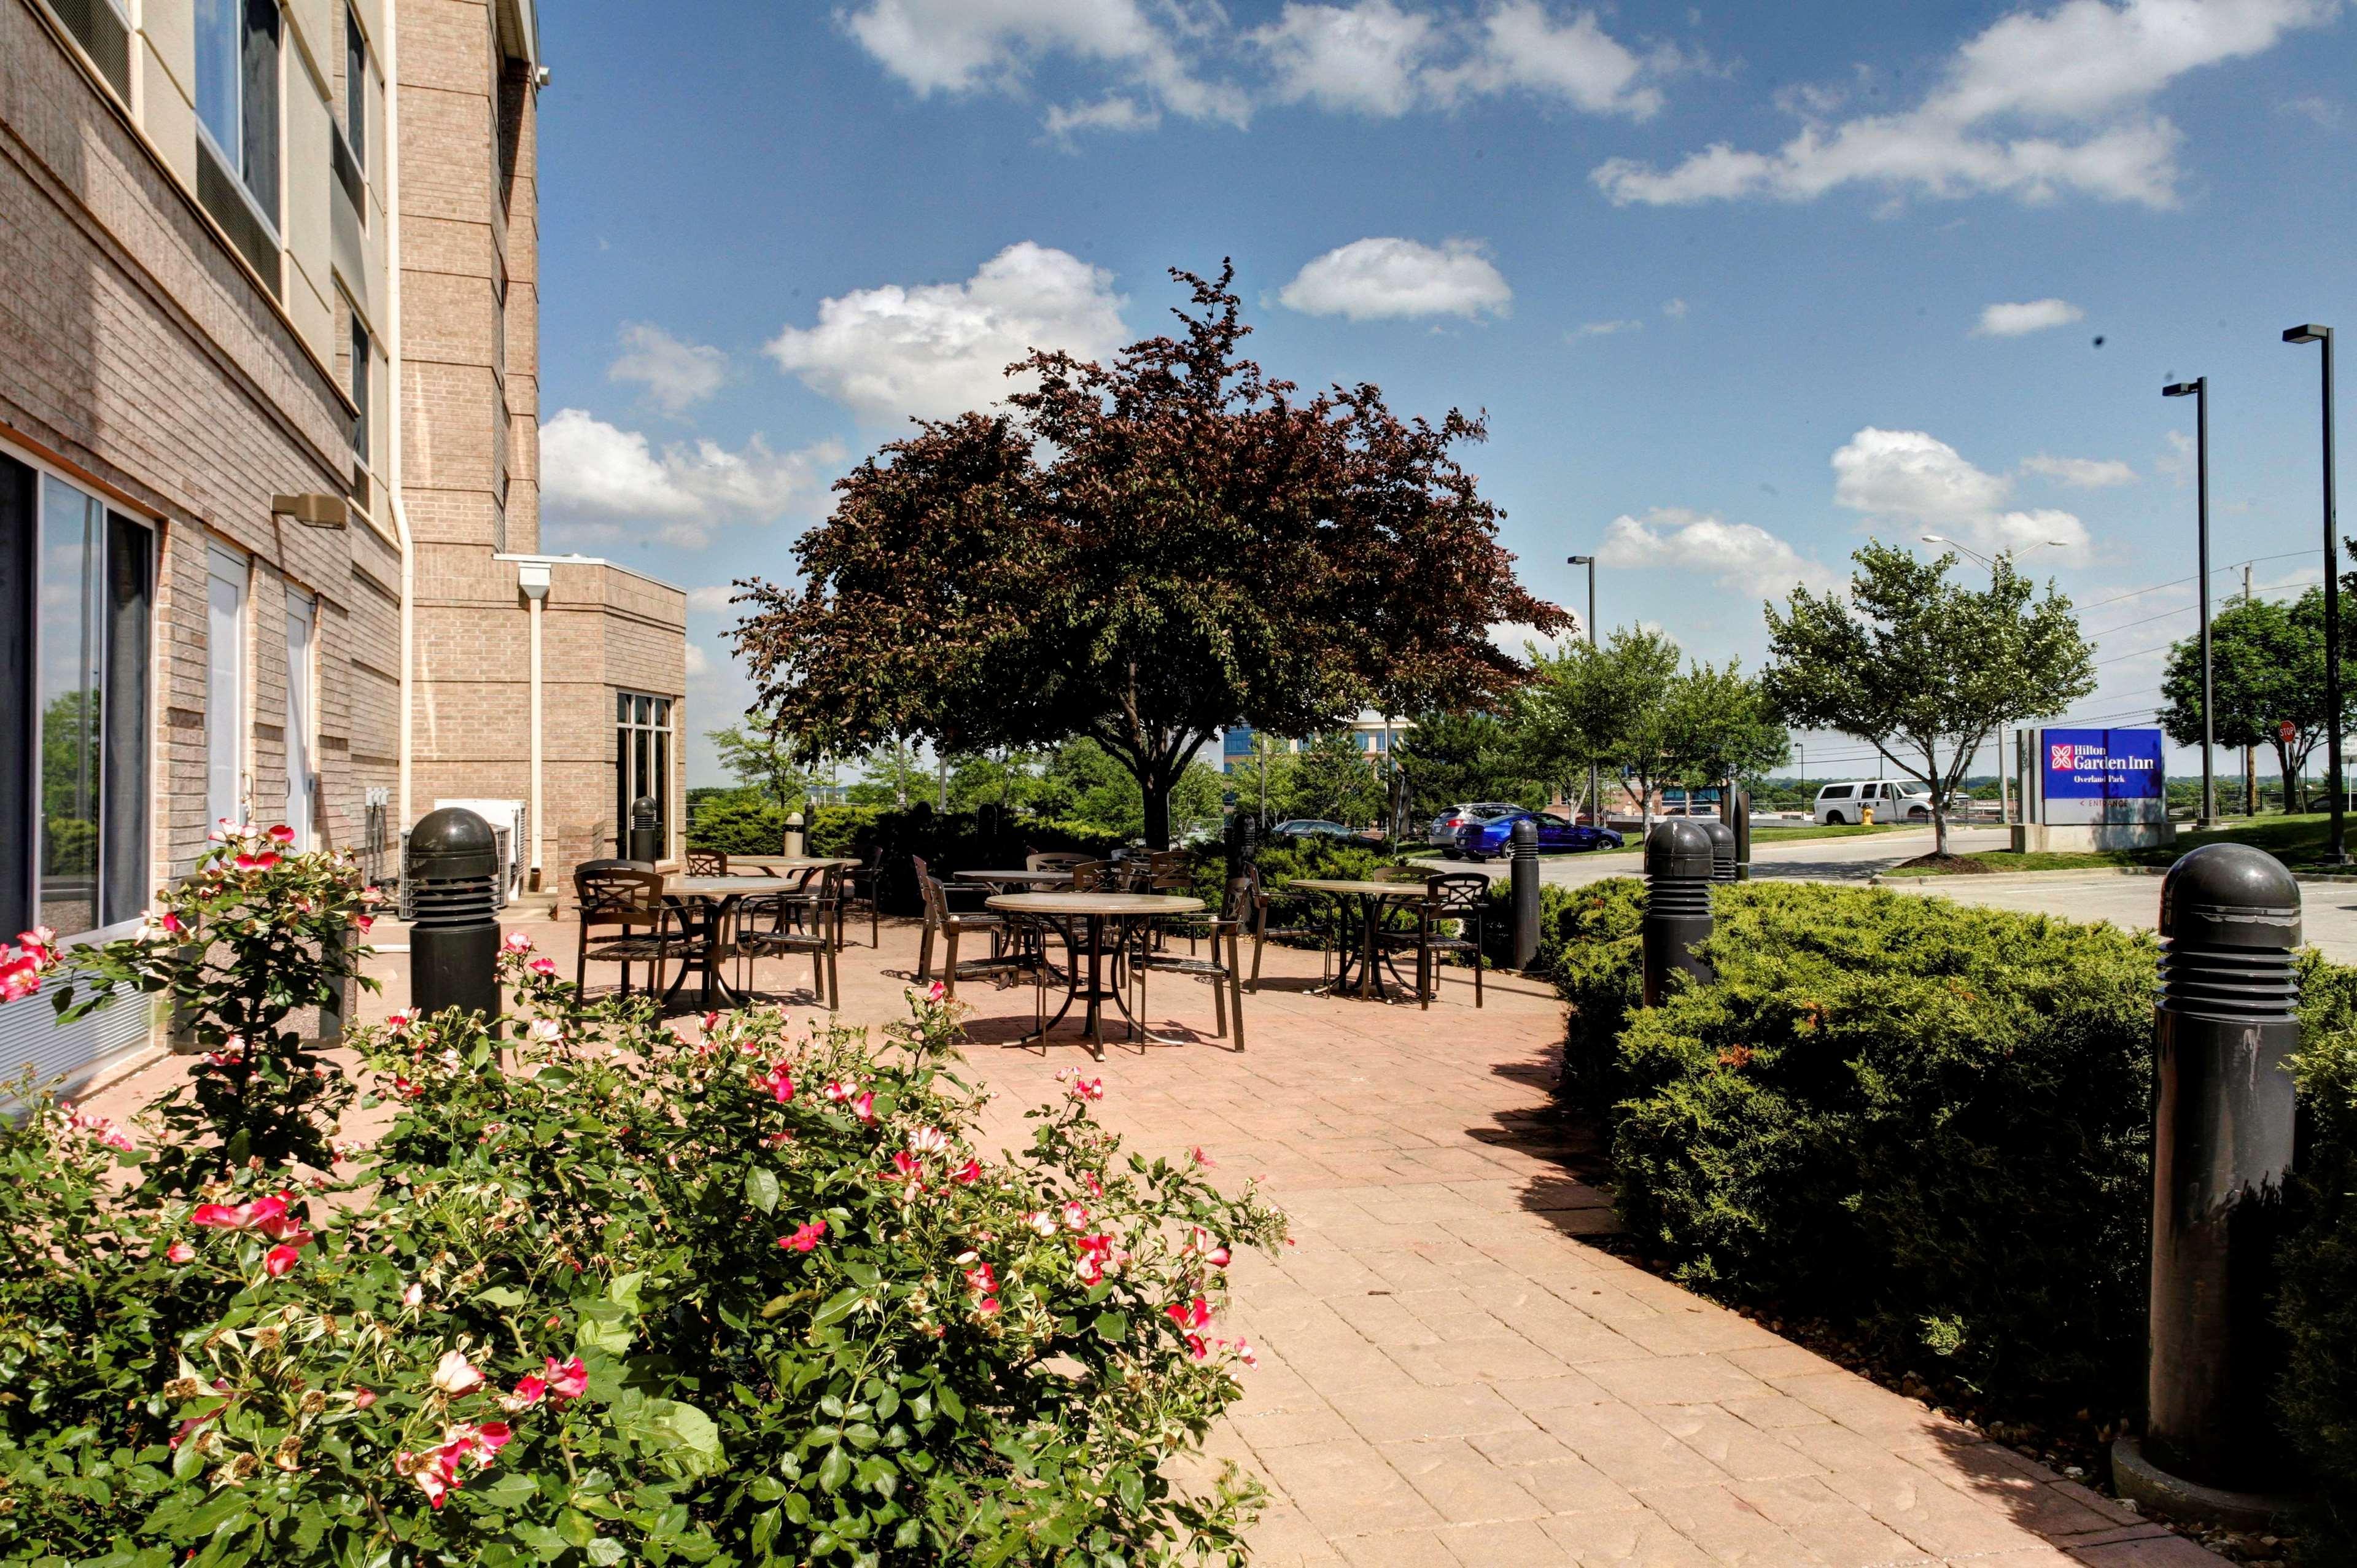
(0, 452, 152, 940)
(615, 693, 672, 855)
(350, 314, 372, 467)
(343, 6, 367, 171)
(195, 0, 281, 223)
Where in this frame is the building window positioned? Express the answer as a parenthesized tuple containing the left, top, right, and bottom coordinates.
(350, 314, 372, 467)
(615, 693, 671, 855)
(195, 0, 281, 281)
(0, 451, 153, 941)
(343, 6, 367, 171)
(283, 595, 315, 850)
(207, 546, 247, 836)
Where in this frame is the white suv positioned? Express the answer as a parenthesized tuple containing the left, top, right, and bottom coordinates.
(1813, 780, 1932, 825)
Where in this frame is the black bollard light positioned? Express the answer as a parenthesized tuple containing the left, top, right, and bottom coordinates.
(627, 795, 662, 866)
(2113, 842, 2302, 1527)
(1642, 818, 1716, 1007)
(1510, 817, 1540, 969)
(408, 807, 502, 1023)
(1733, 790, 1753, 881)
(1700, 815, 1737, 883)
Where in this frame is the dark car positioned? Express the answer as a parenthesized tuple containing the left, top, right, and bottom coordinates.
(1268, 819, 1383, 846)
(1453, 811, 1624, 861)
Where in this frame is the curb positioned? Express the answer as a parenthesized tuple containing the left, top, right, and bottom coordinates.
(1870, 867, 2170, 887)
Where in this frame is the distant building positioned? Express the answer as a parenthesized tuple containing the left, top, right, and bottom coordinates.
(1219, 715, 1412, 775)
(2, 0, 685, 1088)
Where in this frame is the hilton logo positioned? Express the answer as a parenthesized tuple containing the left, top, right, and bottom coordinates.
(2051, 743, 2076, 770)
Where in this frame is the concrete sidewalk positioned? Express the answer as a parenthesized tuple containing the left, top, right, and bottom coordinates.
(81, 914, 2221, 1567)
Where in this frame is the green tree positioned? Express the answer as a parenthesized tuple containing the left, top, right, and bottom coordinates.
(1284, 732, 1387, 826)
(707, 723, 807, 810)
(1524, 628, 1683, 825)
(847, 740, 923, 808)
(2161, 589, 2334, 813)
(1391, 710, 1529, 820)
(730, 265, 1566, 847)
(1765, 545, 2094, 854)
(1222, 735, 1297, 830)
(1033, 739, 1145, 833)
(944, 749, 1050, 815)
(1665, 659, 1792, 796)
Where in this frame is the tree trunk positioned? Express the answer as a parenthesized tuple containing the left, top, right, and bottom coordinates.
(1141, 774, 1172, 850)
(2277, 743, 2299, 815)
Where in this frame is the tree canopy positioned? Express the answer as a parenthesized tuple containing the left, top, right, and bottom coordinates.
(2160, 589, 2336, 813)
(1764, 545, 2092, 852)
(729, 264, 1566, 847)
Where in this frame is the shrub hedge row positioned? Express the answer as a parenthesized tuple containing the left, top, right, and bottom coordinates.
(1551, 879, 2355, 1539)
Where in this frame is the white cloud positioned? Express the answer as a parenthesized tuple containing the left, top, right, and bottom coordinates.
(1831, 427, 2092, 565)
(1976, 297, 2085, 336)
(685, 586, 739, 615)
(540, 409, 845, 549)
(2021, 453, 2136, 487)
(1426, 1, 1663, 118)
(1596, 506, 1841, 594)
(2157, 427, 2197, 487)
(1251, 0, 1435, 115)
(607, 323, 726, 414)
(684, 642, 712, 678)
(1592, 0, 2339, 209)
(1661, 297, 1688, 319)
(1571, 317, 1642, 338)
(839, 0, 1248, 128)
(1276, 237, 1511, 321)
(1044, 95, 1159, 136)
(766, 243, 1128, 423)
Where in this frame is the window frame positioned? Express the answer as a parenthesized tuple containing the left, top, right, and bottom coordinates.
(614, 691, 675, 855)
(1, 441, 157, 947)
(193, 0, 284, 235)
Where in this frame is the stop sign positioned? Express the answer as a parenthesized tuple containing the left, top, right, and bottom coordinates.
(2280, 719, 2297, 745)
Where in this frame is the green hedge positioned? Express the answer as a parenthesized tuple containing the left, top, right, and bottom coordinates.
(1565, 879, 2357, 1532)
(824, 805, 1129, 915)
(2283, 958, 2357, 1551)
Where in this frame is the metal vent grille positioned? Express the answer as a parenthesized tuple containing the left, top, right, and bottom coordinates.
(47, 0, 129, 100)
(196, 138, 281, 295)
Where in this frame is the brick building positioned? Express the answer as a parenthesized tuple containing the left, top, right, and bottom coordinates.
(1, 0, 686, 1087)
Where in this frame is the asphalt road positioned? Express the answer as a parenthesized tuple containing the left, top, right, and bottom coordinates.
(1418, 826, 2357, 961)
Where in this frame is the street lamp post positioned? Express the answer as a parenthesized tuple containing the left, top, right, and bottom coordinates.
(1568, 554, 1599, 825)
(2285, 325, 2344, 864)
(2164, 378, 2214, 825)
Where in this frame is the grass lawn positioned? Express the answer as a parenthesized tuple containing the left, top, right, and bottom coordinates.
(1878, 813, 2338, 877)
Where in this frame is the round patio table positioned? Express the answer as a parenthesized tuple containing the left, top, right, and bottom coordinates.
(660, 874, 804, 1010)
(954, 868, 1074, 888)
(723, 855, 861, 875)
(985, 891, 1204, 1058)
(1285, 878, 1431, 1001)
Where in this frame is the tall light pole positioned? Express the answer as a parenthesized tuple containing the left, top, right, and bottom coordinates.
(2286, 324, 2344, 863)
(1568, 554, 1599, 823)
(2164, 378, 2213, 825)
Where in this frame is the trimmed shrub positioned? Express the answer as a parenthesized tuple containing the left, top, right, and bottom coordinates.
(688, 788, 796, 856)
(1605, 884, 2158, 1411)
(811, 807, 1127, 914)
(2283, 957, 2357, 1553)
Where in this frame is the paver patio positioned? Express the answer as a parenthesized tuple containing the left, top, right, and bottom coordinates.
(81, 907, 2223, 1567)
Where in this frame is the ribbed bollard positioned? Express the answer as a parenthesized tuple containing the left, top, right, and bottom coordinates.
(409, 807, 502, 1022)
(2113, 842, 2301, 1526)
(1510, 818, 1540, 969)
(1642, 818, 1716, 1006)
(627, 794, 662, 865)
(1701, 816, 1737, 883)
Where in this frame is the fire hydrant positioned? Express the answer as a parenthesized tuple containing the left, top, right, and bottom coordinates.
(1861, 804, 1876, 826)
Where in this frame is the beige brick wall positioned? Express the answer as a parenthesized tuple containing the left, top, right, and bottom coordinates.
(2, 0, 397, 893)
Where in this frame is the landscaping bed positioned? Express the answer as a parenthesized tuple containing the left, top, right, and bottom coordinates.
(1541, 877, 2357, 1561)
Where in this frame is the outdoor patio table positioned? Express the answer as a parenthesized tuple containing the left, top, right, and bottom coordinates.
(660, 874, 804, 1010)
(985, 891, 1205, 1058)
(953, 868, 1075, 889)
(724, 855, 862, 875)
(1284, 878, 1429, 1001)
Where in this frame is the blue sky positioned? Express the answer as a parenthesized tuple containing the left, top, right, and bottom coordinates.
(530, 0, 2355, 788)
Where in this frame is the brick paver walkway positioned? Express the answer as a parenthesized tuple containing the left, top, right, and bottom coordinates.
(83, 909, 2219, 1567)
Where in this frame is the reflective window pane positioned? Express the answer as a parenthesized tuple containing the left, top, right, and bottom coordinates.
(99, 515, 150, 926)
(37, 479, 102, 936)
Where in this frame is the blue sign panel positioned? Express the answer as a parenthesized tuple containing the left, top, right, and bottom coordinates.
(2041, 728, 2164, 823)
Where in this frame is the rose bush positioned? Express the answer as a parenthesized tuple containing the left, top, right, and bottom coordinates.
(0, 834, 1286, 1567)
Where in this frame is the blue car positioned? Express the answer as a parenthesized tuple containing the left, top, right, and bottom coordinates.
(1451, 811, 1623, 861)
